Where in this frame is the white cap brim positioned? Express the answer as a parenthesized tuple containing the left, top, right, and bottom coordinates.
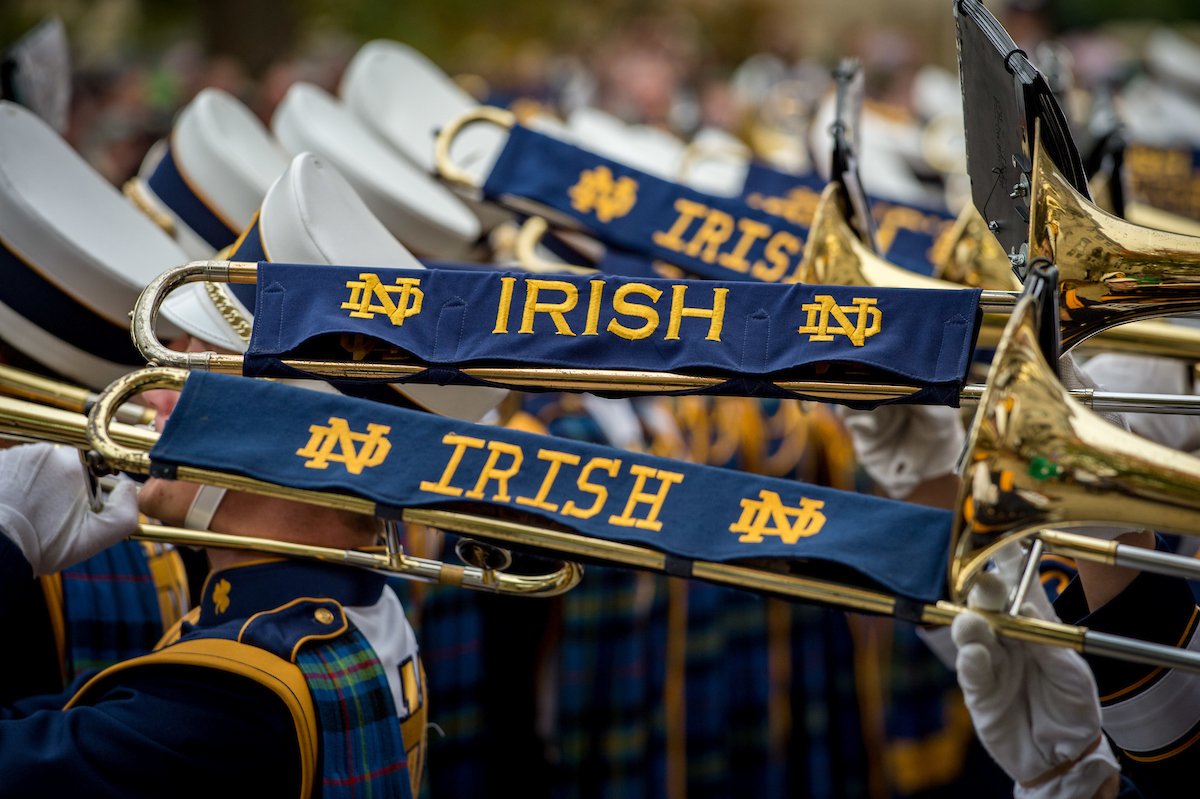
(272, 83, 480, 257)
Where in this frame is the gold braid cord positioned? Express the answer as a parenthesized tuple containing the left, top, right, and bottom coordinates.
(122, 179, 176, 236)
(203, 282, 253, 343)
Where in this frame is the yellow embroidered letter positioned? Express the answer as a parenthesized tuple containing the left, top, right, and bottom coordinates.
(464, 441, 524, 502)
(652, 198, 708, 252)
(608, 464, 684, 532)
(607, 283, 662, 341)
(561, 458, 621, 519)
(419, 434, 486, 496)
(516, 449, 582, 512)
(665, 285, 728, 341)
(519, 279, 579, 336)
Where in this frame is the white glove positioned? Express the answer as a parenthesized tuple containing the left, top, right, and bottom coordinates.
(839, 403, 964, 498)
(1081, 353, 1200, 453)
(0, 443, 138, 576)
(952, 546, 1120, 799)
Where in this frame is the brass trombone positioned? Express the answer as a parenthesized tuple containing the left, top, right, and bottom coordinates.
(802, 178, 1200, 362)
(0, 364, 155, 426)
(131, 257, 1200, 415)
(506, 167, 1200, 365)
(0, 391, 580, 597)
(1026, 129, 1200, 348)
(75, 364, 1200, 673)
(951, 279, 1200, 603)
(435, 106, 1200, 363)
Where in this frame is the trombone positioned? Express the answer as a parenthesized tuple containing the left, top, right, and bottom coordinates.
(801, 178, 1200, 362)
(950, 276, 1200, 602)
(131, 258, 1200, 415)
(508, 144, 1200, 366)
(0, 363, 155, 426)
(74, 364, 1200, 674)
(0, 391, 580, 598)
(436, 105, 1200, 362)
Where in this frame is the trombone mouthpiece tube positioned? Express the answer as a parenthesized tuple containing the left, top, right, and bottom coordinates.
(978, 291, 1019, 312)
(957, 386, 1200, 416)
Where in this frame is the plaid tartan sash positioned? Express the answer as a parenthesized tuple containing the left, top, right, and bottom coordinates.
(296, 626, 415, 799)
(59, 540, 166, 678)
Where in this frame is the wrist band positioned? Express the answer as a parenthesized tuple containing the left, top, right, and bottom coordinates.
(184, 484, 227, 531)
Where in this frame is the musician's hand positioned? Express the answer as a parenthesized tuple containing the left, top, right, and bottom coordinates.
(839, 403, 964, 499)
(0, 443, 138, 576)
(952, 546, 1120, 798)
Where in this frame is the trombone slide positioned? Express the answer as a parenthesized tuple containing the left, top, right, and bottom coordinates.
(132, 261, 1200, 414)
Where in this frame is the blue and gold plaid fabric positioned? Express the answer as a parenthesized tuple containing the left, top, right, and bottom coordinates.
(554, 565, 669, 799)
(672, 396, 868, 799)
(296, 626, 415, 799)
(55, 540, 172, 679)
(530, 393, 672, 799)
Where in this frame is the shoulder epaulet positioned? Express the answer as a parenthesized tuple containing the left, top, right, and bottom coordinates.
(233, 596, 350, 664)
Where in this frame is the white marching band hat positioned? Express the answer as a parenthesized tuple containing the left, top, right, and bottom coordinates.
(339, 38, 518, 232)
(564, 106, 686, 180)
(340, 40, 505, 177)
(1122, 29, 1200, 149)
(162, 150, 506, 421)
(0, 100, 184, 389)
(271, 82, 481, 258)
(131, 87, 291, 259)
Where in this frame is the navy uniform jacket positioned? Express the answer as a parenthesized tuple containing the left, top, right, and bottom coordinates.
(1054, 537, 1200, 799)
(0, 533, 417, 798)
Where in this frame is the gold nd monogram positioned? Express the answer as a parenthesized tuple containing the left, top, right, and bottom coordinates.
(728, 490, 827, 544)
(797, 295, 882, 346)
(296, 417, 392, 475)
(568, 166, 638, 223)
(341, 273, 424, 327)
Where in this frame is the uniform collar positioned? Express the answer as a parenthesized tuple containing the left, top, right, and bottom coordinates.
(195, 558, 386, 627)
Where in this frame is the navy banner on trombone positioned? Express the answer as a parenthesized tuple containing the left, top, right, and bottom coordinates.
(244, 263, 983, 406)
(739, 163, 954, 278)
(482, 125, 816, 283)
(480, 125, 955, 282)
(151, 372, 954, 603)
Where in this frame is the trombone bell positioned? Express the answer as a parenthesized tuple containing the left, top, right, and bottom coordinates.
(1029, 130, 1200, 351)
(951, 292, 1200, 601)
(807, 177, 1200, 363)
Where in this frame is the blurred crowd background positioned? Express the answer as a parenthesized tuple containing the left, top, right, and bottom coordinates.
(4, 0, 1200, 190)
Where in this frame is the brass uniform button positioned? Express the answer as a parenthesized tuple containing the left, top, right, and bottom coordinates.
(314, 608, 335, 625)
